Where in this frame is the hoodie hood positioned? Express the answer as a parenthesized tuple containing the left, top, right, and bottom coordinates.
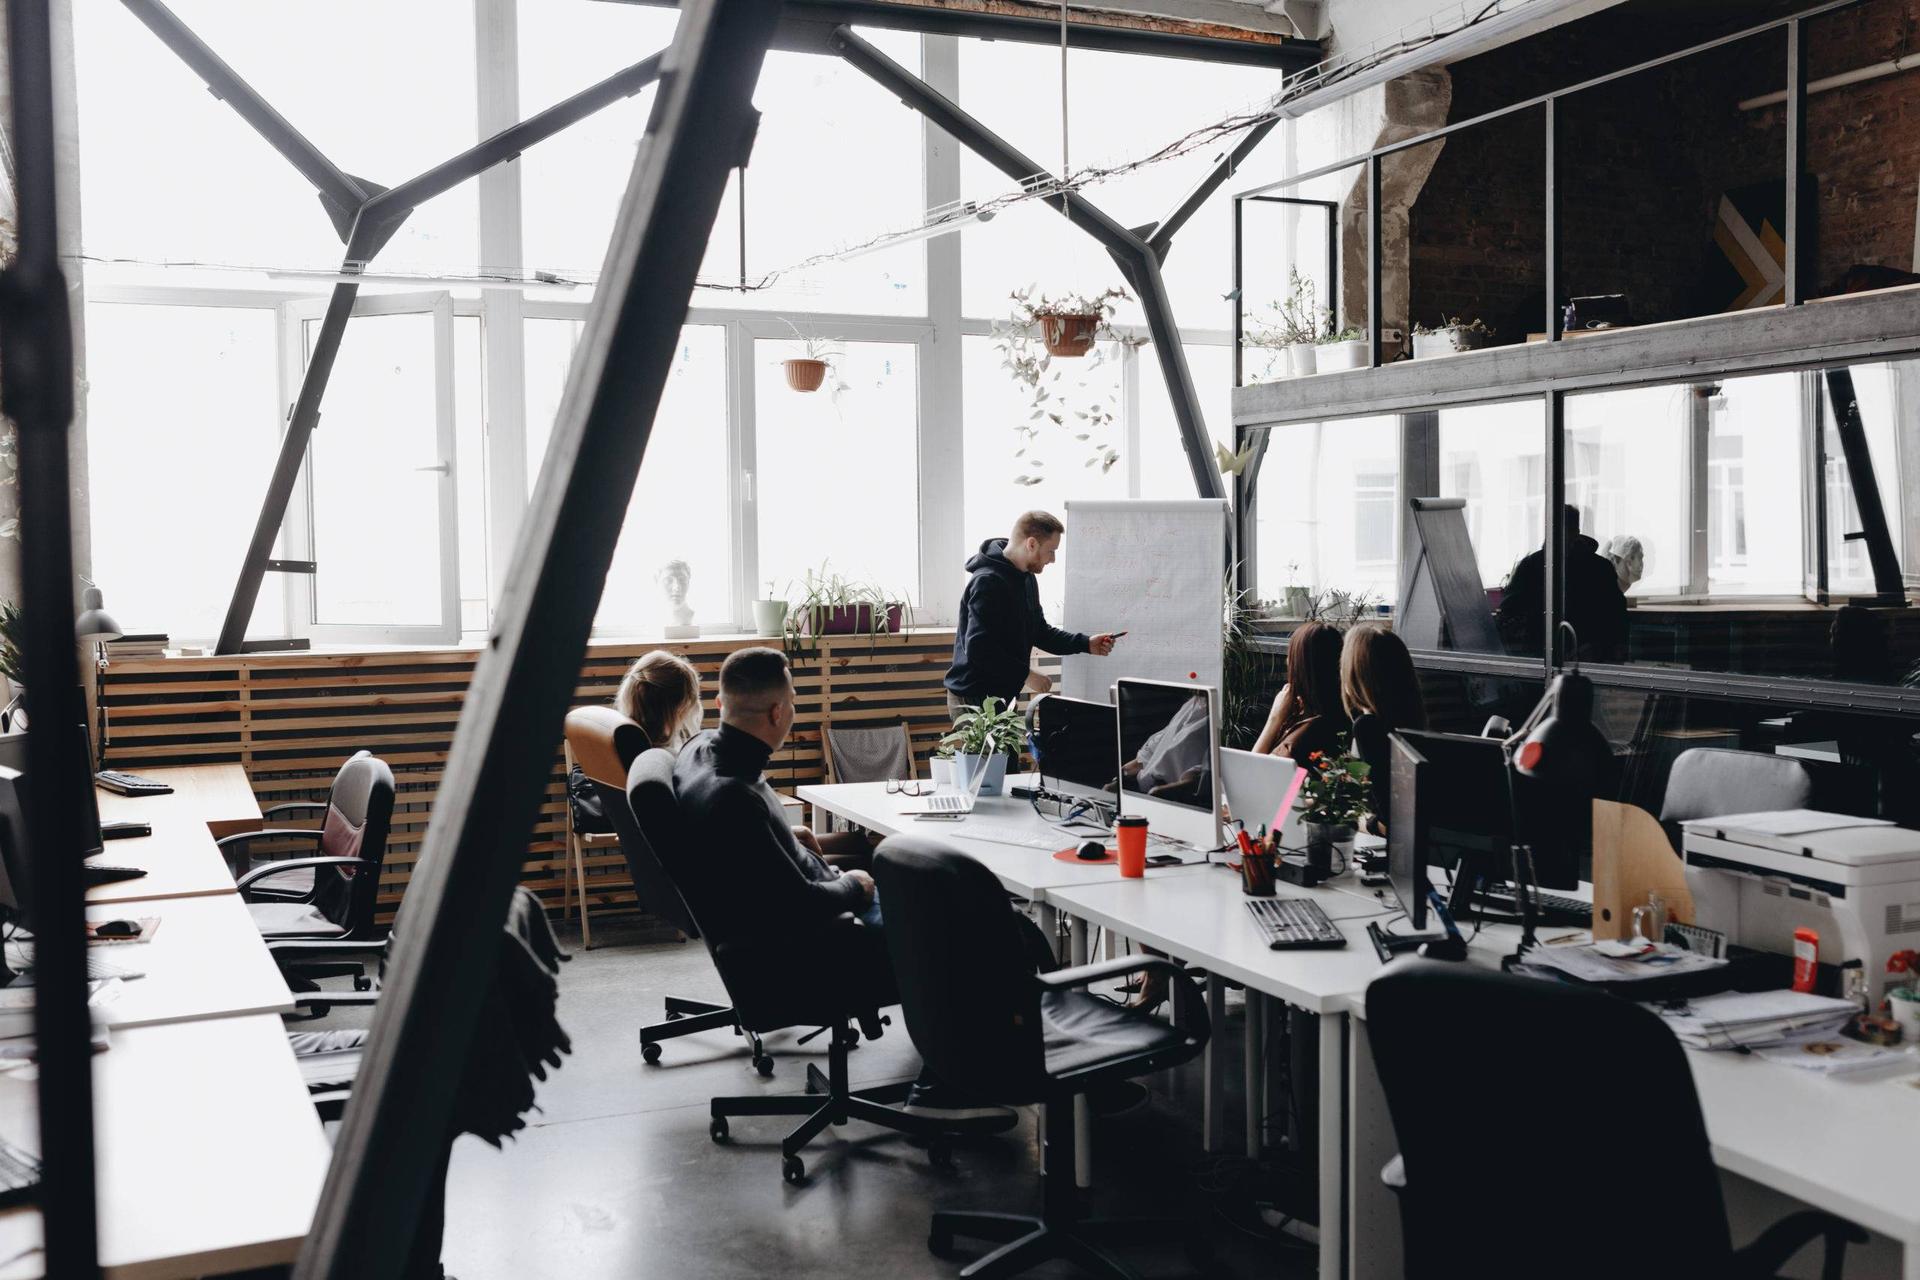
(965, 537, 1023, 579)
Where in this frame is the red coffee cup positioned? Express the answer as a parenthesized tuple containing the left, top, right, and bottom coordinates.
(1115, 815, 1148, 878)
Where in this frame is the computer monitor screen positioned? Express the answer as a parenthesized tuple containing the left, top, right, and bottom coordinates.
(1115, 679, 1221, 850)
(0, 766, 28, 920)
(1028, 694, 1119, 795)
(1387, 732, 1429, 929)
(0, 727, 102, 858)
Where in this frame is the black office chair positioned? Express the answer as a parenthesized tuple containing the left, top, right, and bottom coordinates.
(872, 836, 1212, 1279)
(227, 752, 394, 989)
(627, 748, 993, 1185)
(218, 749, 386, 896)
(562, 708, 773, 1074)
(1366, 961, 1864, 1280)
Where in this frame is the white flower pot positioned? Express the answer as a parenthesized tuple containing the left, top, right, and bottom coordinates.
(1285, 342, 1318, 377)
(1413, 325, 1493, 359)
(930, 757, 953, 788)
(1316, 339, 1368, 371)
(752, 599, 788, 638)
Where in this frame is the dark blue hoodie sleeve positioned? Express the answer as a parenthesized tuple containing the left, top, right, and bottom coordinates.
(1027, 583, 1089, 656)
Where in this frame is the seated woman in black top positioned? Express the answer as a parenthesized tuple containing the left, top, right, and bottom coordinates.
(1252, 621, 1350, 764)
(1341, 625, 1427, 832)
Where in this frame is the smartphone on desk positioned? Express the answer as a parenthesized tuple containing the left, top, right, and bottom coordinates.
(1144, 853, 1184, 867)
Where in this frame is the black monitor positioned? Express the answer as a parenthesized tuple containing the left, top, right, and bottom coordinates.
(1386, 732, 1430, 929)
(0, 766, 29, 925)
(1027, 694, 1119, 795)
(0, 727, 102, 858)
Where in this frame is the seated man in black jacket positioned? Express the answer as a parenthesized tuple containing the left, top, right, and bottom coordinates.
(675, 646, 1016, 1121)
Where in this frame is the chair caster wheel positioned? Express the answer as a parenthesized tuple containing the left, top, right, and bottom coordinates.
(753, 1054, 775, 1077)
(308, 1002, 331, 1018)
(782, 1155, 805, 1185)
(709, 1117, 729, 1143)
(642, 1042, 663, 1065)
(927, 1141, 954, 1170)
(352, 975, 372, 992)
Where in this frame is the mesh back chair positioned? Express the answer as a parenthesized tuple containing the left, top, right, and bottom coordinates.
(227, 752, 394, 989)
(873, 836, 1212, 1279)
(1366, 960, 1862, 1280)
(824, 721, 914, 784)
(563, 707, 773, 1072)
(1658, 748, 1814, 847)
(628, 748, 1001, 1185)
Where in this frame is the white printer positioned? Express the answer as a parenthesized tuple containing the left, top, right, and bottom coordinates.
(1682, 809, 1920, 1005)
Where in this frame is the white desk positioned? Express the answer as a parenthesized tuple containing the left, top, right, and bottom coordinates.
(0, 1015, 331, 1279)
(90, 765, 261, 905)
(84, 894, 295, 1030)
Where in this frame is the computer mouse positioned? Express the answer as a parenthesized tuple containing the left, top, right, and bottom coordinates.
(1076, 841, 1109, 861)
(94, 919, 142, 939)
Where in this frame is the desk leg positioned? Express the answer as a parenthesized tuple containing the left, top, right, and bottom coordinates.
(1243, 991, 1264, 1159)
(1319, 1012, 1346, 1280)
(1036, 902, 1062, 964)
(1070, 917, 1092, 1189)
(1203, 975, 1226, 1152)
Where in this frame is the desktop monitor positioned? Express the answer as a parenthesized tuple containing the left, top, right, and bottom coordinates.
(1387, 732, 1430, 929)
(0, 726, 102, 858)
(0, 766, 29, 923)
(1027, 694, 1120, 798)
(1114, 678, 1221, 851)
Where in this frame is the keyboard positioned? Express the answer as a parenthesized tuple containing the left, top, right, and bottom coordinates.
(0, 1136, 38, 1209)
(949, 821, 1063, 850)
(1475, 888, 1593, 926)
(1246, 897, 1347, 950)
(84, 864, 147, 887)
(10, 946, 137, 982)
(94, 770, 172, 797)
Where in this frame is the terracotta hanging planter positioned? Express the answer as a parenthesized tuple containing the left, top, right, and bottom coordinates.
(783, 357, 828, 392)
(1038, 312, 1100, 358)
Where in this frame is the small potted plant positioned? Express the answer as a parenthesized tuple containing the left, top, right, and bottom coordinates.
(1279, 268, 1328, 377)
(1412, 316, 1495, 359)
(992, 286, 1135, 477)
(780, 334, 841, 392)
(1024, 287, 1128, 358)
(929, 741, 956, 790)
(941, 696, 1025, 796)
(1316, 325, 1368, 371)
(1298, 741, 1371, 872)
(0, 601, 23, 730)
(752, 581, 789, 639)
(783, 564, 907, 645)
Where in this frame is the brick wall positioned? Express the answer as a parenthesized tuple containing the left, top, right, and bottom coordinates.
(1408, 0, 1920, 338)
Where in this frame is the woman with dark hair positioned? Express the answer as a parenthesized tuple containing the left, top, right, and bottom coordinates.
(1341, 624, 1428, 832)
(1252, 621, 1350, 762)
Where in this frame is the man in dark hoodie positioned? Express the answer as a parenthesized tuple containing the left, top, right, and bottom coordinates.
(1496, 504, 1628, 661)
(945, 510, 1119, 719)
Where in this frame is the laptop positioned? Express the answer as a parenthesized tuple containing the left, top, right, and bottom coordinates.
(897, 758, 990, 816)
(1219, 748, 1305, 839)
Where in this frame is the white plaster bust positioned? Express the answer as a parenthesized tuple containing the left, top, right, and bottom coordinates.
(1605, 535, 1645, 593)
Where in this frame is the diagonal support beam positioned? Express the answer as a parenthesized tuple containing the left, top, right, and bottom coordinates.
(1145, 117, 1278, 262)
(291, 2, 779, 1275)
(829, 25, 1225, 503)
(1, 5, 100, 1275)
(1822, 366, 1905, 602)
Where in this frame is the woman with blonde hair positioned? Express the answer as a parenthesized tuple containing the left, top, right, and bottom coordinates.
(615, 650, 704, 752)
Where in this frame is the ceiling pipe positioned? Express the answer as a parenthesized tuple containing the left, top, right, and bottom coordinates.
(1739, 51, 1920, 110)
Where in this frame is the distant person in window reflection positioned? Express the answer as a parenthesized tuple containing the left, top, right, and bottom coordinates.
(1119, 691, 1213, 807)
(944, 510, 1119, 722)
(1603, 535, 1646, 596)
(1830, 605, 1895, 684)
(1252, 621, 1350, 763)
(1496, 505, 1627, 662)
(1340, 625, 1427, 834)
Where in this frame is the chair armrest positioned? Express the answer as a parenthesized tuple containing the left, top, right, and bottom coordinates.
(215, 828, 325, 852)
(1037, 955, 1211, 1048)
(1732, 1211, 1866, 1280)
(294, 992, 381, 1011)
(268, 938, 387, 957)
(263, 801, 329, 819)
(237, 856, 370, 894)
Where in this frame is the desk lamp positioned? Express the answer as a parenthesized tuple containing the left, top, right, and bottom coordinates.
(75, 582, 122, 758)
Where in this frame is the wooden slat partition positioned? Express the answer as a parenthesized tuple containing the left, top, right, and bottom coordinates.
(99, 630, 958, 926)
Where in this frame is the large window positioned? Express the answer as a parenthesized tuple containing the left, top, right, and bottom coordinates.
(1250, 415, 1400, 609)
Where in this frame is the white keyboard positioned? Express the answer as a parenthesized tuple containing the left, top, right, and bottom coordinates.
(947, 821, 1062, 850)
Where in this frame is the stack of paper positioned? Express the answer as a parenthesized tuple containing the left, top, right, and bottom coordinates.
(1754, 1037, 1908, 1075)
(1516, 941, 1727, 986)
(1651, 990, 1859, 1051)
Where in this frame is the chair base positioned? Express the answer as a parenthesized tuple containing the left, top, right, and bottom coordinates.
(641, 996, 769, 1074)
(707, 1022, 1010, 1184)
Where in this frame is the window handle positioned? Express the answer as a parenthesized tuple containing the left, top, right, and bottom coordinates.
(414, 462, 451, 475)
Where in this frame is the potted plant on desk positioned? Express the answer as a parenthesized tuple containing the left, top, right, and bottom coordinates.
(941, 696, 1024, 797)
(1298, 741, 1370, 873)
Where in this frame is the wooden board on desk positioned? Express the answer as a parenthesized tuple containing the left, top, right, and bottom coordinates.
(85, 895, 294, 1029)
(97, 764, 263, 840)
(0, 1015, 330, 1279)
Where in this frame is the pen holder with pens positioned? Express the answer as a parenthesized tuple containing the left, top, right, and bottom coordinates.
(1238, 834, 1276, 897)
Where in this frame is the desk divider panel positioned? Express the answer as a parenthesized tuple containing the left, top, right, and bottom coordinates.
(98, 631, 958, 925)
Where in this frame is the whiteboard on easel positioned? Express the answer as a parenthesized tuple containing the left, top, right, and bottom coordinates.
(1061, 499, 1227, 703)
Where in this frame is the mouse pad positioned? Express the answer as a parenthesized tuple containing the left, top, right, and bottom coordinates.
(1052, 847, 1118, 865)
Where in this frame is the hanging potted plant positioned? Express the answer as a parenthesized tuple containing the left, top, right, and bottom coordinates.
(780, 334, 842, 392)
(1412, 315, 1496, 359)
(1297, 740, 1371, 873)
(1023, 287, 1127, 358)
(992, 285, 1136, 483)
(941, 696, 1025, 797)
(1316, 325, 1368, 371)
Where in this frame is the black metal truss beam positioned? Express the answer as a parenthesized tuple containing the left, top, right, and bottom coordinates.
(113, 0, 668, 654)
(293, 3, 778, 1276)
(0, 6, 100, 1276)
(1145, 117, 1278, 261)
(623, 0, 1321, 70)
(1821, 367, 1905, 602)
(830, 25, 1228, 504)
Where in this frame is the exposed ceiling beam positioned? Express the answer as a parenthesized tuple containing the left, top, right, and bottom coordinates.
(613, 0, 1325, 70)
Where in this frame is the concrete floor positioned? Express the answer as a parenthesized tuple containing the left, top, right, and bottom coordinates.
(314, 913, 1321, 1280)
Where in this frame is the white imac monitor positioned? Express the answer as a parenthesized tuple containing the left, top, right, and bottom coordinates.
(1114, 678, 1221, 851)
